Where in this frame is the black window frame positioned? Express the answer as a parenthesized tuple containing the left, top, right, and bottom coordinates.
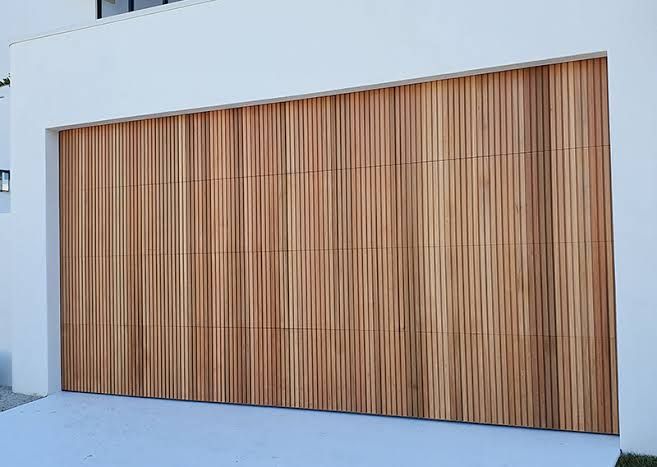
(97, 0, 173, 19)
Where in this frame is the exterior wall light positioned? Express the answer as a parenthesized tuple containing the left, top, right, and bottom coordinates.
(0, 170, 9, 192)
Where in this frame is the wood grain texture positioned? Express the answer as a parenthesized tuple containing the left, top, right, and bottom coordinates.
(60, 57, 618, 433)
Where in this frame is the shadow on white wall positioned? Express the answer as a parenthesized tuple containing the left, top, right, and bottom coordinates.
(0, 351, 11, 387)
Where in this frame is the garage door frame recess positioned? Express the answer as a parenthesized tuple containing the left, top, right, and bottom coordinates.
(60, 57, 618, 434)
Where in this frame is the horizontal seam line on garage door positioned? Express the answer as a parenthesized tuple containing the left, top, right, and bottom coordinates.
(59, 143, 612, 192)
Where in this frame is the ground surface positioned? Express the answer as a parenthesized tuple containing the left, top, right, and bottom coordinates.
(0, 386, 40, 412)
(617, 455, 657, 466)
(0, 391, 620, 467)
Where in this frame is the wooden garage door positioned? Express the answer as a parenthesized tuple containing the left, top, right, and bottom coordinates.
(60, 57, 618, 433)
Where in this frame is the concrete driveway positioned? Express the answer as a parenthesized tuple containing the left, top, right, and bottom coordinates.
(0, 392, 619, 467)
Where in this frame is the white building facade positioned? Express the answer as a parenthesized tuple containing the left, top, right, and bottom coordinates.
(1, 0, 656, 456)
(0, 0, 93, 387)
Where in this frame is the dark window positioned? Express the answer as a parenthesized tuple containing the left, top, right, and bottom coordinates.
(98, 0, 130, 18)
(98, 0, 181, 19)
(134, 0, 164, 10)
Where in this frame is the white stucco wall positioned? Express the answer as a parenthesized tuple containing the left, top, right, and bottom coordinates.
(0, 85, 10, 387)
(0, 12, 14, 387)
(0, 86, 9, 214)
(0, 0, 94, 387)
(0, 219, 10, 386)
(0, 0, 13, 386)
(0, 86, 9, 386)
(8, 0, 657, 455)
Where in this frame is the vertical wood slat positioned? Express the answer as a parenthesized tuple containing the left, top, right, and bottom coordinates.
(60, 57, 618, 434)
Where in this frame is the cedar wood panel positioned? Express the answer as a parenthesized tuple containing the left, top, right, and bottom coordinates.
(60, 57, 618, 433)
